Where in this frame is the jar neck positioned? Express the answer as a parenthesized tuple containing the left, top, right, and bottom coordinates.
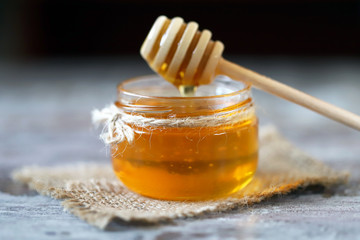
(116, 75, 253, 117)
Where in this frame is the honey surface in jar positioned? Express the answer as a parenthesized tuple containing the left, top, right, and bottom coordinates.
(112, 110, 258, 200)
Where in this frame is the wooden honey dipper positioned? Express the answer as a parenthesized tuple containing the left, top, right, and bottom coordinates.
(140, 16, 360, 130)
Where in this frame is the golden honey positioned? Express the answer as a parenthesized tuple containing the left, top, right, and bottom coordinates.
(111, 75, 258, 200)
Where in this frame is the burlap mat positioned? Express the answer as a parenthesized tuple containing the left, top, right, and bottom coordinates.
(12, 126, 348, 229)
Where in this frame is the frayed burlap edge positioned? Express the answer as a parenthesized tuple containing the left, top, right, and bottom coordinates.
(12, 126, 349, 229)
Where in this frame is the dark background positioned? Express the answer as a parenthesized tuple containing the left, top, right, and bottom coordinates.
(1, 0, 359, 59)
(1, 2, 360, 237)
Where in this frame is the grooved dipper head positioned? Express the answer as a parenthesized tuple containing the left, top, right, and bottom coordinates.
(140, 16, 224, 87)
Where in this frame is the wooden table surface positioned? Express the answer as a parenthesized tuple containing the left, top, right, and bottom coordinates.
(1, 56, 360, 240)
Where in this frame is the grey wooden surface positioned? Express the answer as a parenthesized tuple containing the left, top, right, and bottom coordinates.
(1, 56, 360, 240)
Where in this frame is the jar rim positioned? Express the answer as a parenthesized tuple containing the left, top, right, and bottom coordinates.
(117, 74, 251, 100)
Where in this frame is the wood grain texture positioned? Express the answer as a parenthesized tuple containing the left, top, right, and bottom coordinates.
(1, 56, 360, 239)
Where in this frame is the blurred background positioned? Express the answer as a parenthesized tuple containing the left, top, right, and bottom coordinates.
(1, 1, 360, 236)
(1, 0, 359, 58)
(1, 0, 360, 185)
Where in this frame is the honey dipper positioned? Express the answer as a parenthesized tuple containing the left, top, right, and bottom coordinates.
(140, 16, 360, 130)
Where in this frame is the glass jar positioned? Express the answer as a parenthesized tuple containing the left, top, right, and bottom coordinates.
(111, 75, 258, 200)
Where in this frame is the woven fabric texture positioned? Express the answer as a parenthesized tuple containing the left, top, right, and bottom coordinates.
(12, 127, 348, 229)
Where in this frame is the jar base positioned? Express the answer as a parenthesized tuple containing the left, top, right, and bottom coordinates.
(113, 169, 256, 201)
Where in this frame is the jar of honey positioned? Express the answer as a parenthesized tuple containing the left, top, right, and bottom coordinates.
(111, 75, 258, 200)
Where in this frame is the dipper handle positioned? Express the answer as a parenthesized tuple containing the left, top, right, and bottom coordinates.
(218, 58, 360, 130)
